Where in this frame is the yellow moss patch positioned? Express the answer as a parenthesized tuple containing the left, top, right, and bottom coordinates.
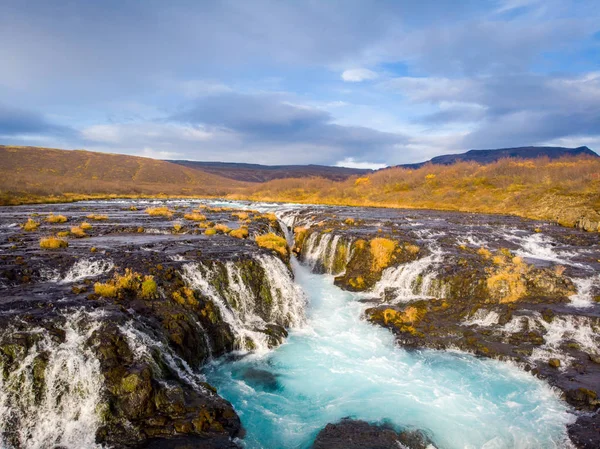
(477, 247, 492, 259)
(404, 244, 420, 255)
(204, 228, 217, 235)
(184, 212, 207, 221)
(369, 238, 397, 271)
(256, 233, 288, 257)
(94, 283, 117, 298)
(57, 231, 70, 237)
(145, 207, 174, 218)
(293, 227, 308, 249)
(94, 269, 156, 300)
(214, 223, 231, 234)
(260, 213, 278, 222)
(486, 256, 529, 303)
(86, 214, 108, 221)
(46, 214, 67, 223)
(22, 218, 40, 232)
(232, 211, 249, 220)
(140, 276, 157, 299)
(40, 237, 68, 249)
(230, 227, 249, 239)
(349, 276, 365, 289)
(173, 223, 183, 233)
(172, 287, 198, 306)
(80, 222, 92, 230)
(129, 205, 138, 211)
(344, 218, 355, 225)
(70, 226, 87, 238)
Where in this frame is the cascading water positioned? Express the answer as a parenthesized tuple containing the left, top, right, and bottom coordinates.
(0, 311, 105, 449)
(205, 258, 574, 449)
(301, 232, 349, 275)
(181, 255, 306, 351)
(59, 258, 114, 284)
(371, 249, 444, 301)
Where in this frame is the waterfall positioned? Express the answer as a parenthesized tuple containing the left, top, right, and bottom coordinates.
(372, 250, 443, 302)
(118, 321, 207, 389)
(301, 233, 349, 275)
(181, 255, 306, 351)
(59, 258, 114, 284)
(463, 309, 500, 327)
(568, 274, 600, 308)
(0, 311, 105, 449)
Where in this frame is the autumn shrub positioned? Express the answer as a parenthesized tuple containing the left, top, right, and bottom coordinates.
(230, 227, 249, 239)
(22, 218, 40, 231)
(256, 233, 288, 257)
(86, 214, 108, 221)
(214, 223, 231, 234)
(145, 207, 173, 218)
(184, 212, 206, 221)
(370, 238, 397, 271)
(40, 237, 68, 249)
(46, 214, 67, 223)
(70, 226, 87, 238)
(94, 268, 156, 299)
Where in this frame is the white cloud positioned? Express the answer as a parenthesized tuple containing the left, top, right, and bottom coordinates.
(341, 68, 378, 82)
(335, 157, 387, 169)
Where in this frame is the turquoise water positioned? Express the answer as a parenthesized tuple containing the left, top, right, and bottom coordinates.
(205, 258, 573, 449)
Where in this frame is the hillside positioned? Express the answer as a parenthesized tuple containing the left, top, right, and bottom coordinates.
(168, 160, 371, 182)
(236, 155, 600, 231)
(397, 146, 598, 169)
(0, 145, 247, 205)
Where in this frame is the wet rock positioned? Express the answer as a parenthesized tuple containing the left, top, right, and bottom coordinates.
(568, 413, 600, 449)
(549, 358, 561, 368)
(311, 419, 435, 449)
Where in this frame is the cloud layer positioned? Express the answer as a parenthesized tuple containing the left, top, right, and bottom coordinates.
(0, 0, 598, 166)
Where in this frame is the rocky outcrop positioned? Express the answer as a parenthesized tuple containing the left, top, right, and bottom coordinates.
(0, 201, 302, 448)
(311, 419, 435, 449)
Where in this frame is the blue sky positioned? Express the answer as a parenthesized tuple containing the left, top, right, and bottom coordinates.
(1, 0, 599, 167)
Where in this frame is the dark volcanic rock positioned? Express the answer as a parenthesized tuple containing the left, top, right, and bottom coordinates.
(312, 419, 434, 449)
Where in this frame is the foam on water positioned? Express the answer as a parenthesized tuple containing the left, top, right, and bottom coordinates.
(371, 249, 444, 301)
(59, 258, 114, 283)
(568, 274, 600, 308)
(206, 258, 574, 449)
(463, 309, 501, 327)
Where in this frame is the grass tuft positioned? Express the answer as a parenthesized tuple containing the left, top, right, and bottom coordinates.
(22, 218, 40, 232)
(145, 207, 174, 218)
(256, 233, 288, 257)
(40, 237, 68, 249)
(46, 214, 67, 223)
(230, 227, 249, 239)
(86, 214, 108, 221)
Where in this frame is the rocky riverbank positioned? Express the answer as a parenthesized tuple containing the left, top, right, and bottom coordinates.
(0, 200, 304, 448)
(288, 205, 600, 449)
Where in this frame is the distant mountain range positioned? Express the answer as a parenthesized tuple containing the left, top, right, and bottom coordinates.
(168, 160, 371, 182)
(396, 146, 597, 169)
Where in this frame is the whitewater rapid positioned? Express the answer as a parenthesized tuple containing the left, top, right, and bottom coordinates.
(205, 258, 574, 449)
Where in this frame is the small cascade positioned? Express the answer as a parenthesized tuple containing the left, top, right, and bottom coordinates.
(0, 311, 105, 449)
(500, 312, 600, 368)
(569, 274, 600, 308)
(59, 258, 114, 284)
(530, 315, 600, 368)
(118, 321, 207, 389)
(301, 232, 350, 275)
(463, 309, 500, 327)
(181, 255, 306, 351)
(372, 250, 444, 302)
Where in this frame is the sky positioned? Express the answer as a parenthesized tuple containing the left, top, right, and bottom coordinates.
(0, 0, 599, 168)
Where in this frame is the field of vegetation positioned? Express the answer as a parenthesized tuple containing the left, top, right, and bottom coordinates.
(0, 145, 248, 205)
(235, 156, 600, 230)
(1, 145, 599, 231)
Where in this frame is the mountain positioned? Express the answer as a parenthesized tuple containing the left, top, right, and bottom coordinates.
(168, 160, 371, 182)
(396, 146, 598, 169)
(0, 145, 247, 204)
